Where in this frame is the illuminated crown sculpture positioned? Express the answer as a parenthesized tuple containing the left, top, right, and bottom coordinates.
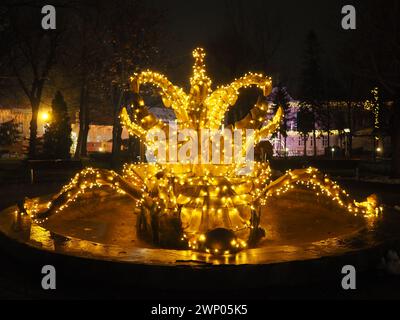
(22, 48, 381, 255)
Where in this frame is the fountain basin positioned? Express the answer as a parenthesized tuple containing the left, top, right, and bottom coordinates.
(1, 189, 399, 288)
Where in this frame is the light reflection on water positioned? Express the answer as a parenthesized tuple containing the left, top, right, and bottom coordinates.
(30, 224, 55, 251)
(0, 203, 393, 267)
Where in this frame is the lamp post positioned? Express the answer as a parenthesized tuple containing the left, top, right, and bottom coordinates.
(40, 111, 50, 122)
(39, 111, 51, 134)
(344, 128, 350, 159)
(376, 147, 382, 160)
(331, 147, 335, 160)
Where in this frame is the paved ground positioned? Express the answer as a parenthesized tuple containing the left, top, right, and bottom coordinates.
(0, 180, 400, 299)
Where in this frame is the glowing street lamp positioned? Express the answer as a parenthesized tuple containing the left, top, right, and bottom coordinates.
(40, 111, 50, 122)
(331, 147, 335, 159)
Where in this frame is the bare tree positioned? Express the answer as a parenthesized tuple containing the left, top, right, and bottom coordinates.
(355, 0, 400, 176)
(60, 1, 108, 159)
(0, 2, 63, 158)
(299, 31, 324, 158)
(96, 0, 162, 166)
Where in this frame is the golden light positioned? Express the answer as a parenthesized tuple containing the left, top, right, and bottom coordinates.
(40, 111, 50, 122)
(20, 48, 381, 255)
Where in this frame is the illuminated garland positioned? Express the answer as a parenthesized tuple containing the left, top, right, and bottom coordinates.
(21, 48, 382, 255)
(364, 87, 380, 130)
(121, 48, 281, 133)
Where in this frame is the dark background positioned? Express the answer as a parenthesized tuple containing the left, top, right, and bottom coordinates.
(154, 0, 348, 93)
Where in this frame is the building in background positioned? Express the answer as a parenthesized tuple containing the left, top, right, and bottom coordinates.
(0, 92, 392, 159)
(0, 107, 129, 157)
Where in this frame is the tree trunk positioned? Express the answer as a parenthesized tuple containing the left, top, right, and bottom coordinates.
(303, 135, 307, 157)
(347, 101, 352, 159)
(372, 135, 377, 162)
(348, 134, 353, 159)
(312, 129, 317, 157)
(28, 102, 39, 159)
(74, 85, 90, 159)
(111, 86, 124, 166)
(391, 99, 400, 177)
(27, 79, 46, 159)
(112, 118, 123, 160)
(327, 104, 331, 152)
(327, 130, 330, 155)
(284, 136, 287, 157)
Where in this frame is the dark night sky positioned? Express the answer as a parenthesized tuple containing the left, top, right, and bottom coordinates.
(150, 0, 351, 96)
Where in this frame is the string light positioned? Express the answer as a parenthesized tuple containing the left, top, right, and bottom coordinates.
(21, 48, 382, 255)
